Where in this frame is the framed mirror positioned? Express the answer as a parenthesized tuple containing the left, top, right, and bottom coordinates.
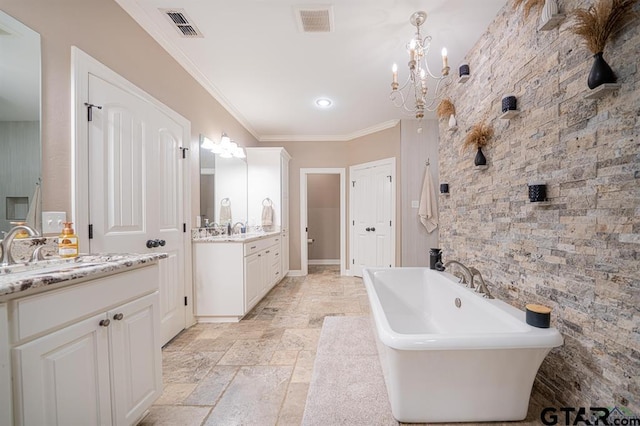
(199, 140, 247, 227)
(0, 11, 41, 235)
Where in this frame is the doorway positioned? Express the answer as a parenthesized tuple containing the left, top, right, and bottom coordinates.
(300, 168, 346, 276)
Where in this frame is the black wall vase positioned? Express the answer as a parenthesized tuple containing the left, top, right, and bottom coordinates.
(588, 52, 616, 89)
(474, 147, 487, 166)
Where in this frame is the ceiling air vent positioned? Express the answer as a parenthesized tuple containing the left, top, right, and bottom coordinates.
(160, 8, 203, 38)
(294, 6, 334, 33)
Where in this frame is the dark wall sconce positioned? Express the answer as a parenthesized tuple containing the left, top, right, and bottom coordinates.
(440, 183, 449, 194)
(528, 182, 547, 202)
(502, 95, 517, 112)
(458, 63, 470, 83)
(500, 95, 520, 119)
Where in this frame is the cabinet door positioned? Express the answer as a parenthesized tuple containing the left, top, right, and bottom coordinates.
(109, 292, 162, 426)
(13, 313, 112, 426)
(263, 246, 275, 291)
(244, 252, 262, 312)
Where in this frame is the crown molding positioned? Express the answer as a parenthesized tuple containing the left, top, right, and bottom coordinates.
(259, 119, 400, 142)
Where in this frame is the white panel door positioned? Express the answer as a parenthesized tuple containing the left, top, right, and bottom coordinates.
(350, 160, 394, 277)
(372, 163, 393, 268)
(87, 74, 186, 346)
(352, 167, 374, 276)
(13, 313, 112, 426)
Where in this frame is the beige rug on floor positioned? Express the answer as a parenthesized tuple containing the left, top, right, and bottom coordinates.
(301, 316, 397, 426)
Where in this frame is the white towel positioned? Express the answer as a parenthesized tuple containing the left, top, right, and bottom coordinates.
(219, 199, 232, 224)
(419, 165, 438, 233)
(261, 204, 274, 227)
(26, 180, 42, 232)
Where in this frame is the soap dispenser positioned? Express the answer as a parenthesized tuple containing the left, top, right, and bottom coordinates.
(58, 222, 79, 258)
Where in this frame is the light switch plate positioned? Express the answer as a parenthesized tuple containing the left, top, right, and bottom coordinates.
(411, 200, 419, 209)
(42, 211, 66, 235)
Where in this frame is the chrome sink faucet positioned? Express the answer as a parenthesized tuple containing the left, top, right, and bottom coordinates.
(0, 224, 39, 266)
(443, 260, 474, 288)
(469, 267, 494, 299)
(232, 222, 246, 234)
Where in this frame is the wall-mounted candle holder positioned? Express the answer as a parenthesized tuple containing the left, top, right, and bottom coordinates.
(502, 95, 517, 112)
(528, 182, 547, 202)
(458, 63, 470, 83)
(500, 95, 519, 119)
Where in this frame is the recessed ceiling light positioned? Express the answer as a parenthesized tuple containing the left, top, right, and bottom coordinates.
(315, 98, 332, 108)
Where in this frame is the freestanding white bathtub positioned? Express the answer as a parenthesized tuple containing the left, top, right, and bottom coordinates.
(363, 267, 563, 423)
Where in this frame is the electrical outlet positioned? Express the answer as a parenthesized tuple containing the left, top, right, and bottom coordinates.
(411, 200, 419, 209)
(42, 211, 66, 235)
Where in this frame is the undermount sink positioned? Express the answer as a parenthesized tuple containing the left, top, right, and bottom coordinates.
(0, 257, 101, 276)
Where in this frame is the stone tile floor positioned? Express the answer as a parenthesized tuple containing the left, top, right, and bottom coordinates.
(140, 265, 549, 426)
(140, 265, 367, 426)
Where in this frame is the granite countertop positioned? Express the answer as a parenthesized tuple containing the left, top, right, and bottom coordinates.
(0, 253, 167, 300)
(192, 230, 281, 243)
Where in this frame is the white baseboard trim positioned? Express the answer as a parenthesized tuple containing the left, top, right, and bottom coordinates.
(308, 259, 340, 265)
(287, 270, 305, 277)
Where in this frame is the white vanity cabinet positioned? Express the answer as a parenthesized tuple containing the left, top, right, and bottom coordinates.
(244, 238, 282, 313)
(194, 234, 282, 322)
(246, 147, 290, 277)
(6, 264, 162, 426)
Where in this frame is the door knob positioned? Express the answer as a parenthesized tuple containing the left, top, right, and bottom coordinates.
(158, 239, 166, 247)
(366, 227, 371, 232)
(371, 227, 376, 232)
(113, 313, 124, 321)
(146, 239, 159, 248)
(99, 319, 110, 327)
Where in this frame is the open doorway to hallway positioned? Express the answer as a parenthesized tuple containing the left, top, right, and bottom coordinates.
(300, 168, 346, 276)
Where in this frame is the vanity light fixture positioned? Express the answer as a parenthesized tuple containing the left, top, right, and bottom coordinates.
(200, 133, 245, 158)
(315, 98, 332, 108)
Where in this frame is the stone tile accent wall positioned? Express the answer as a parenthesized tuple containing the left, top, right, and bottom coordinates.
(438, 0, 639, 413)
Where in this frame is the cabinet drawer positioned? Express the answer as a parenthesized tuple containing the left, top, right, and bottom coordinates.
(10, 265, 158, 343)
(244, 236, 279, 256)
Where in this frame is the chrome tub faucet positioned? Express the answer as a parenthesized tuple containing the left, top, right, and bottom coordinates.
(443, 260, 474, 288)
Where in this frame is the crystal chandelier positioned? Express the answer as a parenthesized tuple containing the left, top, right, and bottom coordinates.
(390, 11, 451, 120)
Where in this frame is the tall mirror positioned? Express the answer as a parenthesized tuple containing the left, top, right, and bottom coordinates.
(199, 140, 247, 227)
(0, 11, 41, 235)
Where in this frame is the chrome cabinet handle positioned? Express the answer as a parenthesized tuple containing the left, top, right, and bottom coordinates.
(113, 313, 124, 321)
(158, 239, 166, 247)
(99, 319, 110, 327)
(371, 227, 376, 232)
(366, 227, 371, 232)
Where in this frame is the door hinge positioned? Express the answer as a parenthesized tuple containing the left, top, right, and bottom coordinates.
(352, 181, 355, 187)
(352, 259, 355, 265)
(390, 220, 392, 227)
(184, 296, 188, 306)
(88, 224, 93, 239)
(183, 223, 187, 232)
(305, 227, 308, 232)
(352, 220, 355, 226)
(84, 102, 102, 122)
(180, 147, 189, 159)
(388, 175, 392, 182)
